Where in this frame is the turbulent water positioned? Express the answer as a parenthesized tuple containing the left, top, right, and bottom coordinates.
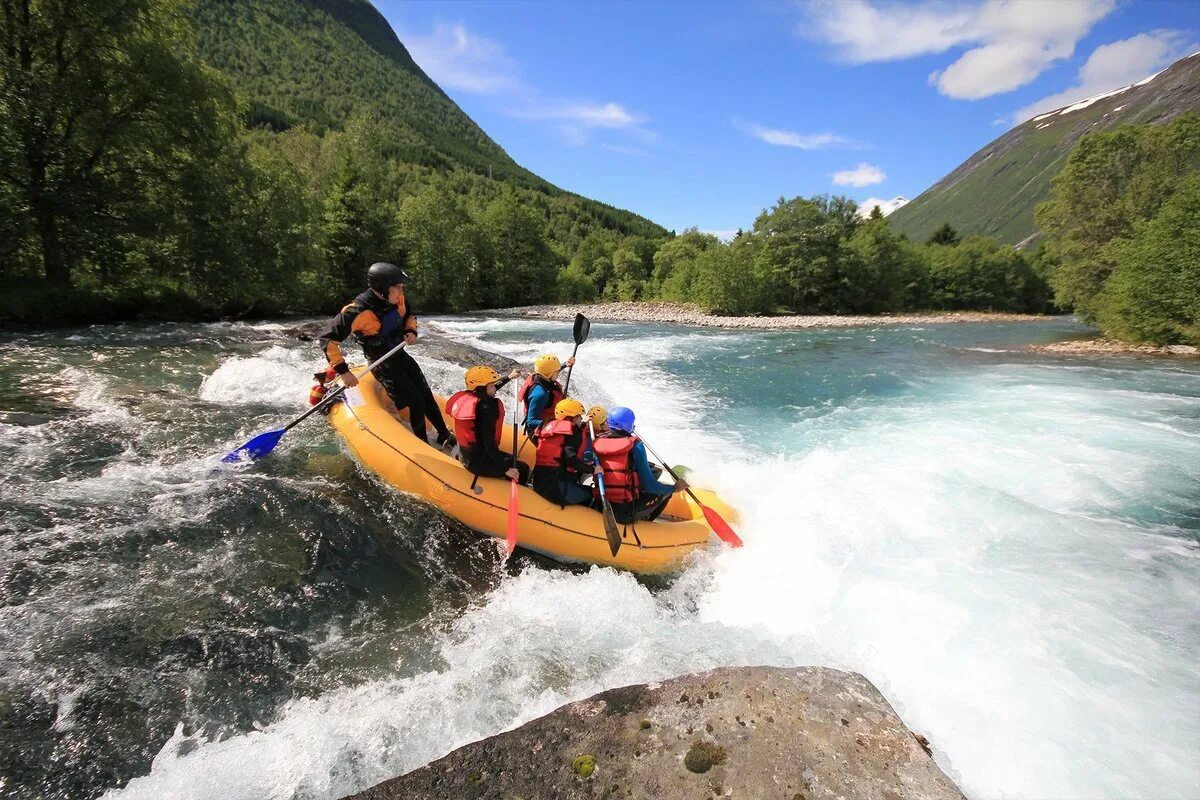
(1, 316, 1197, 800)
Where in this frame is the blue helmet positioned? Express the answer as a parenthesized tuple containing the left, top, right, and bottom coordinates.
(608, 406, 636, 433)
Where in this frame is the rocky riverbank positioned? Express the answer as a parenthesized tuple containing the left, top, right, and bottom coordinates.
(1030, 338, 1199, 357)
(490, 301, 1050, 330)
(345, 666, 965, 800)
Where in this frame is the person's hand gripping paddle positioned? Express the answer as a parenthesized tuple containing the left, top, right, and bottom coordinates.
(221, 341, 407, 463)
(639, 437, 744, 548)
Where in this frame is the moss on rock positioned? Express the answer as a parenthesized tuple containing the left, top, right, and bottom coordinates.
(684, 741, 727, 774)
(571, 754, 596, 779)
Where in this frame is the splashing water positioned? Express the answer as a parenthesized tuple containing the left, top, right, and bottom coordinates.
(1, 317, 1197, 800)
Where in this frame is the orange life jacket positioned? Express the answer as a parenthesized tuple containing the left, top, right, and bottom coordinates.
(519, 375, 564, 428)
(592, 433, 641, 504)
(446, 390, 504, 449)
(535, 418, 579, 471)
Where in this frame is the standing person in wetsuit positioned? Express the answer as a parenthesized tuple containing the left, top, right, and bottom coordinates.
(318, 262, 455, 450)
(446, 365, 530, 483)
(531, 398, 594, 506)
(591, 407, 687, 523)
(520, 353, 575, 433)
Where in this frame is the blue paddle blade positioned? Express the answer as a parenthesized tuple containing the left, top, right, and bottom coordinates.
(222, 429, 286, 463)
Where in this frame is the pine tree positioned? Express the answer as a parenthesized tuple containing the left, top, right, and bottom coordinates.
(927, 223, 961, 246)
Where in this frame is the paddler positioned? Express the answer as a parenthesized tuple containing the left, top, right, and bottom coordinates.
(587, 405, 609, 435)
(446, 365, 529, 484)
(520, 353, 575, 433)
(317, 262, 455, 450)
(531, 398, 594, 506)
(591, 407, 687, 523)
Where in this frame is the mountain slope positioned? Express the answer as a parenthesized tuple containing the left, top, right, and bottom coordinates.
(889, 52, 1200, 246)
(190, 0, 667, 238)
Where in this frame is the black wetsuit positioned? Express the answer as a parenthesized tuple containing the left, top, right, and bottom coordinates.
(317, 289, 450, 445)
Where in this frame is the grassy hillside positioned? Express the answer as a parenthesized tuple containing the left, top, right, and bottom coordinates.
(191, 0, 667, 239)
(889, 53, 1200, 246)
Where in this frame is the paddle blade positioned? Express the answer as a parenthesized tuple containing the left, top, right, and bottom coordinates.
(572, 313, 590, 346)
(602, 502, 621, 558)
(222, 429, 285, 463)
(701, 503, 743, 548)
(506, 478, 520, 554)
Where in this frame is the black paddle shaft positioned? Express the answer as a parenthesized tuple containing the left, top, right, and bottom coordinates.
(289, 341, 409, 432)
(511, 380, 520, 469)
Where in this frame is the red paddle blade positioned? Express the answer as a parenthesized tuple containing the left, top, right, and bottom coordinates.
(506, 479, 520, 554)
(702, 503, 743, 548)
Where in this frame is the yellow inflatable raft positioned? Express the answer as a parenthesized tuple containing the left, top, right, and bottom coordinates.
(328, 370, 738, 574)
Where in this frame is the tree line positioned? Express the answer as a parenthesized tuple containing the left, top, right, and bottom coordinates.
(25, 0, 1199, 331)
(1037, 113, 1199, 346)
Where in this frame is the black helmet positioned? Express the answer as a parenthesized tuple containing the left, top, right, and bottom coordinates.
(367, 262, 411, 295)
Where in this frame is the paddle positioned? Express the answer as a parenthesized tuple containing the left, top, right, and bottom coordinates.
(221, 341, 407, 463)
(516, 313, 591, 458)
(505, 378, 521, 555)
(587, 418, 622, 557)
(560, 313, 591, 397)
(638, 437, 744, 548)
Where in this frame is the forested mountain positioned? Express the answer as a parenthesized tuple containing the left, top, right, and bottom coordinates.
(190, 0, 666, 240)
(0, 0, 1068, 327)
(889, 52, 1200, 246)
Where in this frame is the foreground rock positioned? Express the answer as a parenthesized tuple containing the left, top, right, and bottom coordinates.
(345, 666, 965, 800)
(1031, 338, 1199, 358)
(492, 301, 1047, 330)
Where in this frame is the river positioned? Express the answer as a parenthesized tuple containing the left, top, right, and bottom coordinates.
(1, 316, 1197, 800)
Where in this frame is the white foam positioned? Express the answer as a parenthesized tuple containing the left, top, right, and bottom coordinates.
(199, 346, 318, 407)
(108, 319, 1200, 800)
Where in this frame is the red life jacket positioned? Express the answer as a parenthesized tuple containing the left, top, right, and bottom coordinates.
(519, 375, 564, 427)
(309, 366, 339, 405)
(592, 433, 641, 504)
(446, 390, 504, 449)
(535, 418, 579, 471)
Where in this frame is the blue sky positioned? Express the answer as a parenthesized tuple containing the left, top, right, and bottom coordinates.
(375, 0, 1197, 235)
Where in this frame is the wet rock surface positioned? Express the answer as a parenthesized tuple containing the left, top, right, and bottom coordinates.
(1030, 338, 1199, 358)
(490, 301, 1048, 331)
(344, 666, 966, 800)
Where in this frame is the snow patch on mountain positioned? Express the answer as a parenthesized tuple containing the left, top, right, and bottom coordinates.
(857, 196, 908, 218)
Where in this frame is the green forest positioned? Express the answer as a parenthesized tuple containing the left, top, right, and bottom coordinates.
(0, 0, 1194, 345)
(1036, 113, 1200, 345)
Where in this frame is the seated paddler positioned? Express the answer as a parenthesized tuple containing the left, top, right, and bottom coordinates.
(591, 407, 687, 523)
(446, 365, 528, 485)
(531, 398, 594, 506)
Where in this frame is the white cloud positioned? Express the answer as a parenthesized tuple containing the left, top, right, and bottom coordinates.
(523, 102, 637, 129)
(1012, 30, 1196, 123)
(803, 0, 1116, 99)
(737, 121, 848, 150)
(600, 143, 651, 157)
(701, 229, 739, 242)
(403, 23, 519, 94)
(512, 102, 657, 146)
(402, 22, 653, 148)
(832, 162, 886, 187)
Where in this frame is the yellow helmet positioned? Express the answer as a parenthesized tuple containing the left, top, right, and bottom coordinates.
(554, 398, 585, 420)
(464, 365, 500, 390)
(588, 405, 608, 429)
(533, 353, 561, 379)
